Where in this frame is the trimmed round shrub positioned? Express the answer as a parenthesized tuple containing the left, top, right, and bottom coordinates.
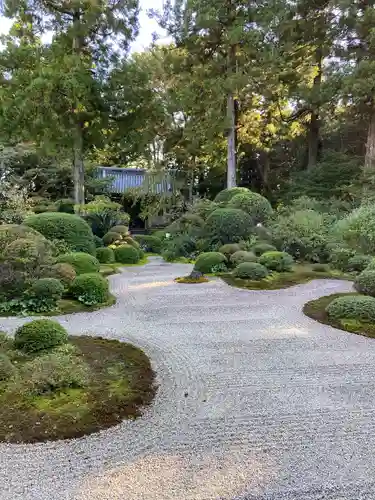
(3, 235, 54, 272)
(252, 242, 277, 257)
(190, 199, 218, 220)
(234, 262, 269, 280)
(134, 235, 162, 253)
(96, 247, 115, 264)
(230, 250, 257, 267)
(114, 244, 140, 264)
(347, 254, 372, 273)
(110, 225, 128, 236)
(57, 252, 100, 275)
(214, 187, 250, 204)
(70, 273, 109, 305)
(329, 247, 356, 271)
(47, 263, 76, 286)
(194, 252, 227, 273)
(0, 224, 51, 254)
(0, 353, 16, 381)
(103, 231, 122, 246)
(14, 319, 68, 353)
(326, 295, 375, 322)
(30, 278, 64, 301)
(204, 208, 253, 245)
(219, 243, 241, 258)
(259, 251, 294, 272)
(25, 212, 96, 255)
(228, 192, 273, 224)
(124, 236, 140, 249)
(94, 235, 104, 248)
(354, 270, 375, 297)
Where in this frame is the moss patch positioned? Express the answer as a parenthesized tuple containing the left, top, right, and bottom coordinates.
(221, 264, 351, 291)
(0, 336, 156, 443)
(303, 292, 375, 338)
(175, 276, 209, 284)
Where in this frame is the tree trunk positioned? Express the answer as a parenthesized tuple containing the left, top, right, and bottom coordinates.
(364, 107, 375, 172)
(73, 122, 85, 205)
(227, 92, 236, 188)
(307, 47, 323, 170)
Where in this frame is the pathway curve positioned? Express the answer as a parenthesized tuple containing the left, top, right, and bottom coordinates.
(1, 257, 375, 499)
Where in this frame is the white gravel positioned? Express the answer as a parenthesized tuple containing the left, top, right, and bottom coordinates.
(1, 257, 375, 499)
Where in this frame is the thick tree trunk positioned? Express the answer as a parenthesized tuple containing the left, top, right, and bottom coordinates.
(227, 92, 236, 188)
(307, 47, 323, 170)
(364, 107, 375, 172)
(73, 122, 85, 205)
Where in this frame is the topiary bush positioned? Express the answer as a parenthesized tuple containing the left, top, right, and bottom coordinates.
(114, 244, 140, 264)
(70, 273, 109, 305)
(204, 208, 253, 245)
(326, 295, 375, 322)
(228, 191, 273, 224)
(230, 250, 257, 267)
(134, 235, 162, 253)
(0, 224, 51, 254)
(219, 243, 241, 258)
(102, 231, 122, 246)
(347, 254, 372, 273)
(96, 247, 115, 264)
(354, 270, 375, 297)
(214, 187, 250, 204)
(252, 242, 277, 257)
(3, 236, 54, 274)
(25, 212, 96, 255)
(57, 252, 100, 275)
(194, 252, 227, 273)
(46, 263, 76, 287)
(110, 225, 129, 236)
(29, 278, 64, 302)
(94, 235, 104, 248)
(259, 251, 294, 272)
(234, 262, 269, 280)
(189, 198, 218, 220)
(14, 319, 68, 353)
(123, 236, 141, 250)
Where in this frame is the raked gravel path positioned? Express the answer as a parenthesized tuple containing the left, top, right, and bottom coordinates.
(1, 257, 375, 499)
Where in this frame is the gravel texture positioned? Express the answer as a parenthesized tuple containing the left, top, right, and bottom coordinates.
(1, 257, 375, 499)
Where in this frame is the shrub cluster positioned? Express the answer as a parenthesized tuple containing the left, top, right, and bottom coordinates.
(234, 262, 268, 280)
(230, 250, 257, 266)
(96, 247, 115, 264)
(252, 243, 277, 257)
(14, 319, 68, 353)
(259, 251, 294, 272)
(326, 295, 375, 322)
(70, 273, 109, 305)
(134, 235, 162, 253)
(58, 252, 100, 275)
(194, 252, 227, 273)
(204, 208, 253, 245)
(114, 244, 140, 264)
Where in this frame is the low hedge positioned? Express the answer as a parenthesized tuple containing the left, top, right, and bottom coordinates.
(57, 252, 100, 275)
(230, 250, 257, 267)
(326, 295, 375, 322)
(70, 273, 109, 305)
(234, 262, 268, 280)
(96, 247, 115, 264)
(30, 278, 64, 302)
(194, 252, 227, 273)
(259, 251, 294, 272)
(14, 319, 68, 353)
(114, 244, 140, 264)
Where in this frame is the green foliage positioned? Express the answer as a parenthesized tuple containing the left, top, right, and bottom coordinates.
(214, 187, 250, 204)
(50, 238, 73, 256)
(0, 224, 48, 253)
(329, 247, 356, 271)
(134, 235, 162, 253)
(204, 208, 253, 245)
(25, 212, 96, 255)
(14, 319, 68, 353)
(70, 273, 109, 305)
(103, 231, 122, 246)
(114, 244, 140, 264)
(252, 242, 277, 257)
(259, 251, 294, 272)
(326, 295, 375, 322)
(55, 199, 75, 214)
(110, 225, 129, 235)
(79, 196, 130, 237)
(347, 254, 372, 273)
(354, 270, 375, 297)
(161, 234, 196, 261)
(57, 252, 100, 275)
(189, 199, 218, 220)
(228, 192, 273, 224)
(218, 243, 241, 258)
(94, 235, 104, 248)
(230, 250, 257, 267)
(194, 252, 227, 273)
(271, 209, 331, 262)
(0, 353, 16, 381)
(234, 262, 269, 280)
(334, 206, 375, 254)
(30, 277, 64, 302)
(46, 263, 76, 287)
(96, 247, 115, 264)
(311, 263, 330, 272)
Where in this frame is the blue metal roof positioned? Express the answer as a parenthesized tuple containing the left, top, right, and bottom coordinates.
(96, 167, 173, 194)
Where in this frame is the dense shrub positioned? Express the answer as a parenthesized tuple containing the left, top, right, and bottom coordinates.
(46, 263, 76, 286)
(259, 251, 294, 272)
(70, 273, 109, 305)
(228, 191, 273, 224)
(161, 234, 196, 261)
(111, 225, 129, 236)
(79, 196, 130, 237)
(334, 205, 375, 254)
(354, 270, 375, 297)
(230, 250, 257, 267)
(326, 295, 375, 322)
(194, 252, 227, 273)
(311, 263, 330, 272)
(204, 208, 253, 245)
(329, 247, 356, 271)
(55, 198, 75, 214)
(94, 235, 104, 248)
(14, 319, 68, 353)
(270, 209, 331, 262)
(134, 235, 162, 253)
(25, 212, 96, 255)
(0, 262, 28, 300)
(96, 247, 115, 264)
(234, 262, 268, 280)
(347, 254, 372, 273)
(103, 231, 122, 246)
(0, 224, 50, 254)
(123, 236, 140, 249)
(0, 353, 16, 381)
(57, 252, 100, 275)
(219, 243, 241, 258)
(214, 187, 250, 204)
(189, 199, 218, 220)
(30, 278, 64, 302)
(114, 244, 140, 264)
(252, 242, 277, 256)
